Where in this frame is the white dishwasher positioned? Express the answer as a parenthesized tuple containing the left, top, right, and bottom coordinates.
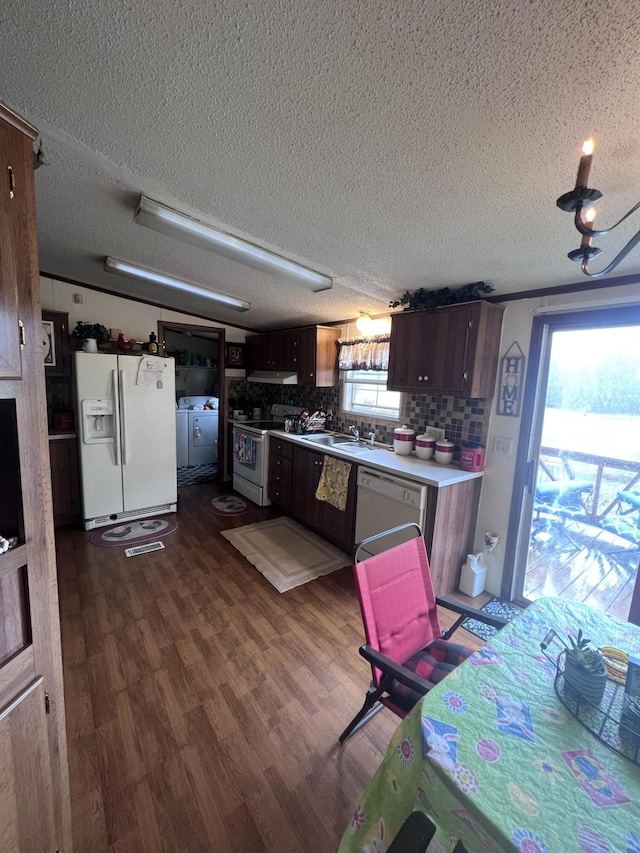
(355, 467, 428, 558)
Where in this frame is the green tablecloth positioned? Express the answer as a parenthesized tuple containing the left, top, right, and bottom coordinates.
(339, 597, 640, 853)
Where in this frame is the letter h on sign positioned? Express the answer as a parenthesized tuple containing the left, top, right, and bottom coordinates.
(497, 342, 525, 417)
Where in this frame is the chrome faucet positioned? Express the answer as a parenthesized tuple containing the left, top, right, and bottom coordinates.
(368, 431, 376, 446)
(349, 425, 360, 441)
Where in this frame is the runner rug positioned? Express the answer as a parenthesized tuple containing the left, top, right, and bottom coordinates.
(90, 517, 178, 548)
(221, 516, 350, 593)
(461, 596, 523, 641)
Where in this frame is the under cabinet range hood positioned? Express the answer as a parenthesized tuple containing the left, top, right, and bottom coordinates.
(247, 370, 298, 384)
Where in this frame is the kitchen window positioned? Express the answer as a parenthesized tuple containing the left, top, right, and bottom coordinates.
(341, 370, 401, 420)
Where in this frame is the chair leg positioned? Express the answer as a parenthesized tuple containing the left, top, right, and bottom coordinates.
(339, 682, 389, 744)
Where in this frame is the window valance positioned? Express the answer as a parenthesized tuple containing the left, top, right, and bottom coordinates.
(338, 335, 390, 371)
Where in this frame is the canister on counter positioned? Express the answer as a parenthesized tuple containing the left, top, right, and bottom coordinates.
(460, 443, 485, 472)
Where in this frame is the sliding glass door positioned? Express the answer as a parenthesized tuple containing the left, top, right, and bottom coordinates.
(505, 306, 640, 620)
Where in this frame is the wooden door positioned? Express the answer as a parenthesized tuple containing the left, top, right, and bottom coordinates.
(0, 105, 71, 851)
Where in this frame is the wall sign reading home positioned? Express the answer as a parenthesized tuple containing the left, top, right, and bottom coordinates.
(497, 342, 525, 417)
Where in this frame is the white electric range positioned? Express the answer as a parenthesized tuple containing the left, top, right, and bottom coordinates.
(231, 403, 304, 506)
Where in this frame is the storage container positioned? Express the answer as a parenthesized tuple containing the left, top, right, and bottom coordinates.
(393, 425, 416, 456)
(460, 444, 485, 472)
(434, 439, 455, 464)
(415, 435, 435, 460)
(459, 552, 487, 597)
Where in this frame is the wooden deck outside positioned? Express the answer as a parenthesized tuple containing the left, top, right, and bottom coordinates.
(524, 514, 639, 620)
(523, 445, 640, 621)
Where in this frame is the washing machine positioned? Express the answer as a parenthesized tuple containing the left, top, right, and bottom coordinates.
(176, 396, 219, 466)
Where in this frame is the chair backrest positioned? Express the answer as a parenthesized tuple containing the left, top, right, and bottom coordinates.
(354, 535, 442, 687)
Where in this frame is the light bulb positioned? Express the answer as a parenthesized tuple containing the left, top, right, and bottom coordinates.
(356, 313, 373, 334)
(582, 137, 596, 156)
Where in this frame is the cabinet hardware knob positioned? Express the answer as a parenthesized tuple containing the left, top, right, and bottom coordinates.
(418, 375, 423, 381)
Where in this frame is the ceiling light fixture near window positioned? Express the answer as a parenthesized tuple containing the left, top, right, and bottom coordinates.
(356, 312, 391, 335)
(134, 196, 333, 292)
(104, 257, 251, 312)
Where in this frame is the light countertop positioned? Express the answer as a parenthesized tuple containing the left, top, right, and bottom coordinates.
(48, 432, 77, 440)
(268, 430, 483, 488)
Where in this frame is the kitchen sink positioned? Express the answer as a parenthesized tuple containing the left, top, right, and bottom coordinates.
(301, 434, 374, 453)
(301, 433, 354, 446)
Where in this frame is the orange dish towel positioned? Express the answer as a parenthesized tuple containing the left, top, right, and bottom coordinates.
(315, 455, 352, 512)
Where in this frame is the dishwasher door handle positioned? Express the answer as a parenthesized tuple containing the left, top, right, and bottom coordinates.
(354, 522, 423, 564)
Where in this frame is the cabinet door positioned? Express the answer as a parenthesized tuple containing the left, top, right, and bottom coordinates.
(0, 115, 24, 378)
(293, 328, 316, 385)
(388, 311, 437, 390)
(49, 438, 81, 526)
(388, 307, 472, 394)
(248, 331, 295, 371)
(315, 460, 357, 553)
(427, 306, 471, 394)
(0, 108, 71, 850)
(293, 444, 323, 527)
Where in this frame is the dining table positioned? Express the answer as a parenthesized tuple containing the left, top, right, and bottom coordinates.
(338, 596, 640, 853)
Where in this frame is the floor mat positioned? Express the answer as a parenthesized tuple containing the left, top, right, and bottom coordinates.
(177, 464, 217, 486)
(90, 517, 178, 548)
(461, 596, 523, 641)
(221, 517, 349, 593)
(208, 494, 249, 516)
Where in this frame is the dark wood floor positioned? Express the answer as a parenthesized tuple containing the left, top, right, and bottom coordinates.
(56, 482, 484, 852)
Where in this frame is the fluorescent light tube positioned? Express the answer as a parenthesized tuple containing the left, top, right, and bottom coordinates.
(135, 196, 333, 292)
(104, 257, 251, 312)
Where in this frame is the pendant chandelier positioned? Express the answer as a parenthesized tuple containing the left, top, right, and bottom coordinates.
(556, 138, 640, 277)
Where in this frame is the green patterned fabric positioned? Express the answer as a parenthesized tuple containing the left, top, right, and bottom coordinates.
(339, 597, 640, 853)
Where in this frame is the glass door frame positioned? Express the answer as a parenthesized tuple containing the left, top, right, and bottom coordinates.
(502, 304, 640, 606)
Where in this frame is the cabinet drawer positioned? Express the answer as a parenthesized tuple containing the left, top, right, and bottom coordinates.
(269, 468, 291, 492)
(269, 454, 293, 478)
(270, 438, 293, 459)
(269, 484, 291, 507)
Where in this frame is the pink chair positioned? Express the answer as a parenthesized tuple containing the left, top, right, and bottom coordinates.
(339, 525, 508, 743)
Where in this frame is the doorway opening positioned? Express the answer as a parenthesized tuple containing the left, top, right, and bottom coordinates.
(157, 321, 226, 486)
(505, 306, 640, 620)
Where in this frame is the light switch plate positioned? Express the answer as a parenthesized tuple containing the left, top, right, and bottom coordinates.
(423, 425, 446, 441)
(493, 436, 513, 456)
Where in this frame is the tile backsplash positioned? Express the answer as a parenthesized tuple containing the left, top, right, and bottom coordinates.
(227, 379, 490, 454)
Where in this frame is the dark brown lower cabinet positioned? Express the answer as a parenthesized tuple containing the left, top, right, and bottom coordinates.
(270, 437, 483, 592)
(270, 442, 356, 554)
(49, 437, 81, 526)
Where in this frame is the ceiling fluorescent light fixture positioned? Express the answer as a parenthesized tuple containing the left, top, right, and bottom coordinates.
(104, 257, 250, 312)
(134, 196, 333, 292)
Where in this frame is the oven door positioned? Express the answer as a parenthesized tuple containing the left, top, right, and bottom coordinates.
(232, 427, 266, 486)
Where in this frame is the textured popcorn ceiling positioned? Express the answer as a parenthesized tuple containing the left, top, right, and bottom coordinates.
(2, 0, 640, 329)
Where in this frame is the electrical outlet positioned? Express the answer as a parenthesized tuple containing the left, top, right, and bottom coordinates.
(493, 436, 513, 456)
(424, 425, 446, 441)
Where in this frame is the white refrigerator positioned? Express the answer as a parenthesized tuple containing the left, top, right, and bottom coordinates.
(75, 352, 178, 529)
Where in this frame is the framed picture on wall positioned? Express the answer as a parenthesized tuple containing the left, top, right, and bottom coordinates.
(225, 342, 246, 369)
(42, 320, 56, 367)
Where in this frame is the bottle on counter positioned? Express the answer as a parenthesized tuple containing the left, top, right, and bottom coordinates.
(148, 332, 158, 354)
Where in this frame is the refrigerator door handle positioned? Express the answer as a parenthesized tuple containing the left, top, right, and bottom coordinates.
(112, 369, 122, 466)
(119, 369, 129, 465)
